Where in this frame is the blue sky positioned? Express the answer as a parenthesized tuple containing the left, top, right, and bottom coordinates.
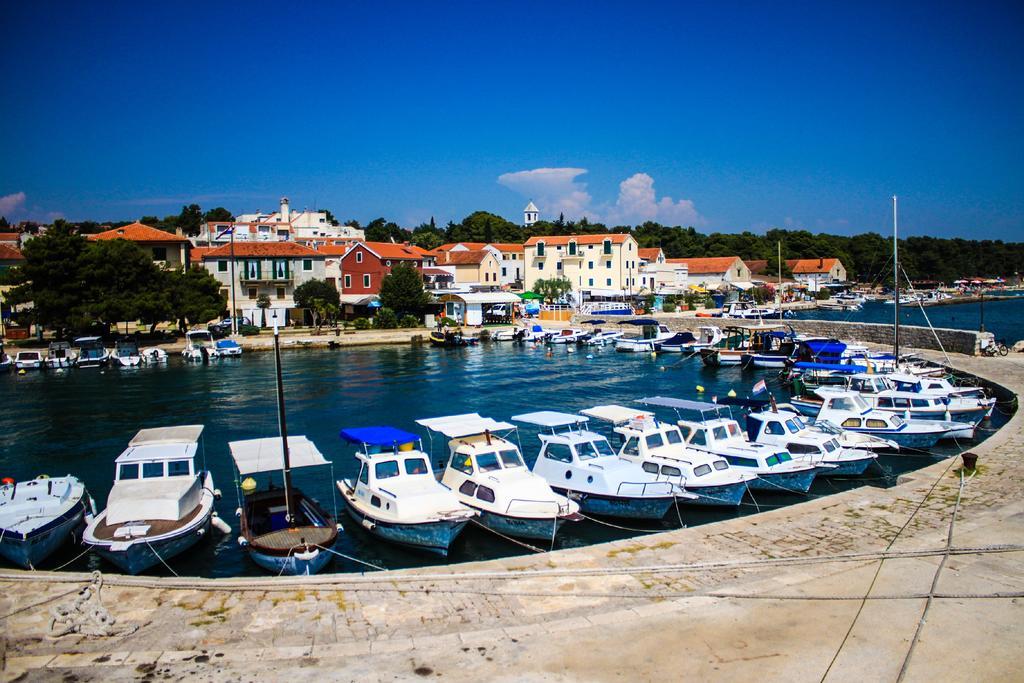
(2, 1, 1022, 238)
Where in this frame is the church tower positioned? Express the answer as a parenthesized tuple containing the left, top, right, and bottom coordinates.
(523, 201, 539, 227)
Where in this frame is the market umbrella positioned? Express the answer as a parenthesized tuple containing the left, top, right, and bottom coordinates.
(519, 291, 543, 300)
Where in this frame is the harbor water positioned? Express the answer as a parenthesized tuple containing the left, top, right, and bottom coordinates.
(0, 343, 1008, 577)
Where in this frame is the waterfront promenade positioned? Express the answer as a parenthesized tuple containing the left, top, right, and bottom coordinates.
(1, 352, 1022, 681)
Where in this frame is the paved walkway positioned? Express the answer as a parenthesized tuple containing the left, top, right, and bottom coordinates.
(2, 353, 1021, 682)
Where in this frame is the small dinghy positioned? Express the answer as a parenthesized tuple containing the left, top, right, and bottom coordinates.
(0, 475, 94, 569)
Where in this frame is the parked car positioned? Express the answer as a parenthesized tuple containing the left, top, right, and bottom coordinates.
(208, 317, 254, 337)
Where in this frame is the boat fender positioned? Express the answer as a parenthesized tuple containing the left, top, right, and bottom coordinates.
(1, 477, 14, 486)
(360, 518, 376, 531)
(294, 547, 319, 562)
(213, 487, 222, 500)
(696, 385, 705, 393)
(728, 389, 737, 397)
(196, 527, 206, 537)
(36, 474, 50, 480)
(336, 522, 344, 532)
(237, 536, 248, 547)
(211, 514, 232, 534)
(235, 507, 242, 517)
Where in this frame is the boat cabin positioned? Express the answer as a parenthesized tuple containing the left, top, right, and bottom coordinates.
(813, 389, 908, 431)
(745, 410, 843, 457)
(675, 416, 794, 470)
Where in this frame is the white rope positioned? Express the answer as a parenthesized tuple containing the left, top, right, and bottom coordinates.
(468, 518, 545, 554)
(314, 544, 387, 572)
(578, 512, 664, 534)
(144, 540, 179, 577)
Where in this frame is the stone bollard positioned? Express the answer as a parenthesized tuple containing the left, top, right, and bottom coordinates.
(961, 452, 979, 471)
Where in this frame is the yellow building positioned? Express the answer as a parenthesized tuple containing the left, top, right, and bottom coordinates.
(439, 249, 503, 287)
(523, 234, 641, 295)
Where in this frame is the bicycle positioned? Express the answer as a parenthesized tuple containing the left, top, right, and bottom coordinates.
(981, 339, 1010, 357)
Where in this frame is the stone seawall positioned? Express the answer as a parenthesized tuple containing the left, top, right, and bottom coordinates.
(575, 315, 993, 355)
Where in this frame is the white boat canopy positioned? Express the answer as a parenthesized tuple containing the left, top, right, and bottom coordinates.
(730, 280, 756, 290)
(416, 413, 516, 438)
(511, 411, 590, 428)
(129, 425, 204, 446)
(636, 396, 722, 412)
(229, 436, 330, 475)
(579, 405, 654, 425)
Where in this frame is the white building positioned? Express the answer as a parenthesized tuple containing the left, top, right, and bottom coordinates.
(523, 201, 539, 227)
(196, 197, 364, 245)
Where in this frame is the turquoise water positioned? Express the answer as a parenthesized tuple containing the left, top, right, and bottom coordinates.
(0, 344, 1006, 576)
(791, 297, 1024, 342)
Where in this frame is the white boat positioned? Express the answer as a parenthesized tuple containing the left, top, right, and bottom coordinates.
(802, 388, 974, 448)
(719, 302, 779, 319)
(14, 350, 43, 371)
(45, 341, 77, 369)
(83, 425, 219, 574)
(614, 319, 675, 353)
(701, 323, 788, 367)
(744, 408, 877, 476)
(338, 426, 476, 556)
(0, 475, 94, 569)
(74, 336, 110, 368)
(885, 373, 996, 419)
(841, 373, 989, 425)
(214, 339, 243, 357)
(140, 347, 168, 364)
(112, 340, 143, 368)
(493, 324, 553, 342)
(417, 413, 581, 541)
(548, 328, 588, 344)
(584, 329, 625, 346)
(512, 411, 695, 519)
(579, 403, 754, 507)
(182, 330, 219, 362)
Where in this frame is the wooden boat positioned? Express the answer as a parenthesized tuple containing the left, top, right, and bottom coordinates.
(228, 320, 339, 576)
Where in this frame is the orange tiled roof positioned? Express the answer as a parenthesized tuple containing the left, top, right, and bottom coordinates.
(488, 243, 525, 253)
(202, 242, 321, 258)
(438, 242, 487, 252)
(524, 233, 631, 247)
(442, 250, 492, 265)
(665, 256, 743, 274)
(312, 244, 352, 256)
(88, 222, 189, 243)
(787, 258, 841, 274)
(638, 248, 663, 261)
(189, 246, 216, 265)
(362, 242, 426, 260)
(0, 244, 24, 260)
(746, 259, 770, 275)
(0, 232, 21, 243)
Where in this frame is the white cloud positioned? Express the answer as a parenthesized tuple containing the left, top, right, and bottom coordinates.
(0, 191, 27, 217)
(606, 173, 701, 226)
(497, 168, 594, 220)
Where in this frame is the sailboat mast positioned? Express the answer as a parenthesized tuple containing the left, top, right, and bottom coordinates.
(892, 195, 900, 360)
(273, 317, 295, 525)
(778, 240, 783, 321)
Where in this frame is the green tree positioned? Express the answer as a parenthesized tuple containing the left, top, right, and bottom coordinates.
(3, 222, 90, 334)
(364, 218, 411, 243)
(167, 267, 226, 332)
(177, 204, 204, 237)
(0, 216, 8, 228)
(78, 239, 164, 329)
(293, 279, 341, 332)
(373, 307, 398, 329)
(533, 277, 572, 303)
(323, 209, 340, 226)
(203, 207, 234, 222)
(411, 219, 445, 250)
(379, 263, 430, 314)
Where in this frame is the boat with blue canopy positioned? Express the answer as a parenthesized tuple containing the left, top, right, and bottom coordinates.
(337, 426, 476, 556)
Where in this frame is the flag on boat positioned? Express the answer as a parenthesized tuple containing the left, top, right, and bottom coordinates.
(752, 379, 767, 395)
(216, 225, 234, 239)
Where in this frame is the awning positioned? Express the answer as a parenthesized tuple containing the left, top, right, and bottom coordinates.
(416, 413, 516, 438)
(339, 294, 379, 305)
(129, 425, 204, 446)
(579, 405, 654, 425)
(439, 292, 521, 304)
(339, 426, 420, 447)
(229, 436, 330, 475)
(512, 411, 590, 428)
(730, 281, 755, 290)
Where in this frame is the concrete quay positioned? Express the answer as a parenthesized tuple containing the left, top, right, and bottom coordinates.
(1, 353, 1022, 681)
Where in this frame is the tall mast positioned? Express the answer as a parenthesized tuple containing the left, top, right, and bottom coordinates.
(892, 195, 900, 360)
(273, 315, 295, 525)
(778, 240, 783, 321)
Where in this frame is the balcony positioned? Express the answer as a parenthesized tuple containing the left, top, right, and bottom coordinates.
(240, 274, 294, 285)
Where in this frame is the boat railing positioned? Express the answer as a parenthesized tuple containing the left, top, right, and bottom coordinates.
(503, 498, 563, 516)
(615, 480, 674, 497)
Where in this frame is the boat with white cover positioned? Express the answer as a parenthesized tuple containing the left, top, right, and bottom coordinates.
(417, 413, 581, 541)
(140, 347, 168, 364)
(14, 350, 43, 370)
(112, 340, 143, 368)
(182, 329, 219, 362)
(883, 373, 995, 419)
(45, 341, 76, 369)
(215, 339, 243, 357)
(744, 407, 877, 476)
(548, 328, 588, 345)
(580, 402, 754, 507)
(512, 411, 695, 519)
(0, 475, 94, 569)
(83, 425, 219, 574)
(338, 426, 476, 556)
(614, 319, 675, 353)
(74, 336, 109, 368)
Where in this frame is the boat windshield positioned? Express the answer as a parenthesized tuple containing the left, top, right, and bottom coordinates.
(476, 453, 502, 472)
(823, 439, 838, 453)
(890, 415, 905, 427)
(664, 429, 683, 445)
(375, 460, 400, 479)
(784, 419, 802, 433)
(713, 460, 729, 470)
(712, 426, 728, 441)
(726, 423, 742, 438)
(497, 449, 523, 468)
(403, 458, 430, 475)
(578, 439, 615, 460)
(645, 433, 665, 449)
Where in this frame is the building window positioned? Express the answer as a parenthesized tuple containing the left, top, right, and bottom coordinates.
(302, 258, 313, 271)
(151, 247, 167, 262)
(363, 274, 371, 287)
(536, 242, 545, 257)
(247, 287, 257, 298)
(588, 261, 593, 270)
(737, 268, 742, 276)
(603, 239, 612, 255)
(217, 260, 228, 273)
(276, 287, 285, 300)
(556, 261, 562, 270)
(588, 278, 594, 286)
(537, 260, 543, 270)
(344, 274, 352, 288)
(606, 278, 612, 286)
(244, 260, 261, 279)
(219, 287, 229, 301)
(568, 241, 577, 256)
(356, 251, 363, 263)
(605, 260, 612, 269)
(385, 259, 392, 266)
(272, 259, 289, 279)
(501, 267, 507, 277)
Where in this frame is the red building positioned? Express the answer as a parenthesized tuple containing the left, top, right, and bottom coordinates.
(338, 242, 428, 295)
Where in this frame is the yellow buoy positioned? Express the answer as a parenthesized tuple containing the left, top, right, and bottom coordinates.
(728, 389, 737, 397)
(650, 351, 657, 358)
(240, 477, 257, 494)
(18, 369, 26, 375)
(696, 385, 705, 393)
